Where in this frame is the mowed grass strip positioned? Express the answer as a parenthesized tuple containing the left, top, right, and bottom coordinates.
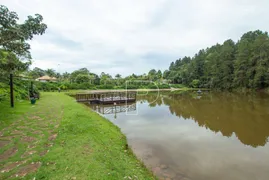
(0, 92, 63, 179)
(2, 92, 155, 179)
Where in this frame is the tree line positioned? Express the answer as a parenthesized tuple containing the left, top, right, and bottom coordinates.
(25, 67, 178, 91)
(163, 30, 269, 90)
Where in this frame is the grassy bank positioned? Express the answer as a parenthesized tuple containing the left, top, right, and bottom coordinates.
(0, 93, 155, 179)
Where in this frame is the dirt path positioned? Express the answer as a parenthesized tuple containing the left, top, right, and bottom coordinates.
(0, 98, 64, 179)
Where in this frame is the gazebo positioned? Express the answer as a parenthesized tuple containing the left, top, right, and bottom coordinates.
(36, 76, 57, 82)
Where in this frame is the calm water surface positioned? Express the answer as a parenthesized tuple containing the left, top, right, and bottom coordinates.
(89, 91, 269, 180)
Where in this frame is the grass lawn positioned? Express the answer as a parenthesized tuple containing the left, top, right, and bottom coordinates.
(0, 92, 155, 179)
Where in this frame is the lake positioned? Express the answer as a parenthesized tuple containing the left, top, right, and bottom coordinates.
(88, 91, 269, 180)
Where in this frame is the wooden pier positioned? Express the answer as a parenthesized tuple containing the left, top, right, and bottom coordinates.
(76, 91, 136, 104)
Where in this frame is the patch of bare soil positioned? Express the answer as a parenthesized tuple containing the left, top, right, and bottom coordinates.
(17, 126, 27, 130)
(14, 162, 41, 177)
(21, 136, 36, 143)
(11, 130, 24, 136)
(49, 123, 57, 127)
(48, 134, 57, 141)
(0, 160, 27, 173)
(82, 145, 93, 155)
(0, 140, 10, 148)
(39, 149, 49, 157)
(21, 150, 37, 158)
(39, 124, 48, 128)
(0, 147, 18, 161)
(32, 130, 42, 136)
(44, 142, 53, 148)
(0, 136, 16, 141)
(27, 144, 36, 149)
(28, 116, 42, 120)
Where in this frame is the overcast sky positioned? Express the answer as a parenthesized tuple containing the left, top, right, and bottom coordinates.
(2, 0, 269, 76)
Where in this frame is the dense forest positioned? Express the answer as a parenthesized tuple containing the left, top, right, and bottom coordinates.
(163, 30, 269, 90)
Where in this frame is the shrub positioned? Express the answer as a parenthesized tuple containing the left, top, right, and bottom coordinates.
(190, 79, 200, 88)
(0, 82, 8, 101)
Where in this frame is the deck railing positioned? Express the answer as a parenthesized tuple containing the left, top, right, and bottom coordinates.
(76, 91, 137, 104)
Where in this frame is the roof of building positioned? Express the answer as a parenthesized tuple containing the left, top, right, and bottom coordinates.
(36, 76, 57, 80)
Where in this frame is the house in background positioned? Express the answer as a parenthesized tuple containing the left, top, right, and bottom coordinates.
(36, 76, 57, 82)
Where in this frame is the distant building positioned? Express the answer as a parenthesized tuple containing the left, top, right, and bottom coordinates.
(36, 76, 57, 82)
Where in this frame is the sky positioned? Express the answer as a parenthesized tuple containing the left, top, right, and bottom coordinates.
(2, 0, 269, 77)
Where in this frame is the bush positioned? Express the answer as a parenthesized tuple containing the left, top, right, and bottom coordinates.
(170, 84, 185, 88)
(190, 79, 200, 88)
(0, 80, 39, 101)
(97, 84, 114, 89)
(157, 83, 170, 89)
(0, 82, 9, 101)
(35, 82, 58, 91)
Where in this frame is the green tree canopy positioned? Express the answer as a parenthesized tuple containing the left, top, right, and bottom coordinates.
(70, 68, 90, 82)
(0, 5, 47, 58)
(75, 74, 90, 84)
(0, 49, 29, 79)
(28, 67, 46, 79)
(164, 30, 269, 90)
(0, 5, 47, 79)
(115, 74, 121, 79)
(45, 68, 56, 77)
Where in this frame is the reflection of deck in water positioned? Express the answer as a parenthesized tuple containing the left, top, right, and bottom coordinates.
(89, 103, 136, 115)
(76, 91, 136, 104)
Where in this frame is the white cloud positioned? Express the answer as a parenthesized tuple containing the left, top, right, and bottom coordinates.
(2, 0, 269, 76)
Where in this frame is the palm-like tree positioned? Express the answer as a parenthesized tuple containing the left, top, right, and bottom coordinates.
(45, 68, 56, 77)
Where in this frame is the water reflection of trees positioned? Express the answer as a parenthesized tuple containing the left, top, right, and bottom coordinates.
(138, 92, 269, 147)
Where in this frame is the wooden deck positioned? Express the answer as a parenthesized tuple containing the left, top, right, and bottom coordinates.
(76, 91, 136, 104)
